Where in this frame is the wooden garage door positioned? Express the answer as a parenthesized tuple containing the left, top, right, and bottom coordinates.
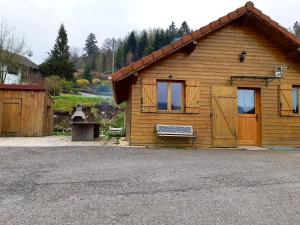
(212, 87, 237, 147)
(0, 99, 22, 137)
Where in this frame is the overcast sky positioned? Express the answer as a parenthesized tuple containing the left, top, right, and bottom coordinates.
(1, 0, 299, 64)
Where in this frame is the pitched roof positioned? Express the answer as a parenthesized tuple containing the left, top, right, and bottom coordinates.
(16, 54, 38, 69)
(0, 50, 38, 69)
(112, 1, 300, 103)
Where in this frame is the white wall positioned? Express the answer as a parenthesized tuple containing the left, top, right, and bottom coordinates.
(1, 66, 22, 84)
(5, 73, 21, 84)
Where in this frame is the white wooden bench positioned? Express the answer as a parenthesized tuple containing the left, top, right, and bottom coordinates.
(109, 126, 123, 136)
(155, 124, 196, 147)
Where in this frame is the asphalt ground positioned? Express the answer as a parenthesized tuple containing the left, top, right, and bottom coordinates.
(0, 146, 299, 225)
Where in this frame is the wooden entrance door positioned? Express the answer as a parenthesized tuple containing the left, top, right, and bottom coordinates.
(0, 99, 22, 137)
(212, 87, 237, 147)
(237, 89, 260, 146)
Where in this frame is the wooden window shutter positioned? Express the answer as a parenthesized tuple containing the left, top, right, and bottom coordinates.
(141, 78, 157, 112)
(185, 80, 200, 113)
(279, 84, 293, 116)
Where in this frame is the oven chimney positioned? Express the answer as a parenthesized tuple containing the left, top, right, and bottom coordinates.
(71, 105, 87, 122)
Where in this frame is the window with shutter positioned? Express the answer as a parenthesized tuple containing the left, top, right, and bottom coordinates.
(141, 79, 157, 112)
(185, 80, 200, 113)
(279, 84, 293, 116)
(156, 80, 184, 113)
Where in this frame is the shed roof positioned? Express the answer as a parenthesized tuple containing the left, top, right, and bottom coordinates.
(0, 84, 53, 102)
(111, 1, 300, 104)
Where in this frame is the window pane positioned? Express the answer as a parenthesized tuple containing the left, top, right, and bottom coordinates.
(157, 82, 168, 110)
(171, 83, 182, 111)
(238, 89, 255, 114)
(292, 87, 299, 113)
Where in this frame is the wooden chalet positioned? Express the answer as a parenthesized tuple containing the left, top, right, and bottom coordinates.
(112, 2, 300, 148)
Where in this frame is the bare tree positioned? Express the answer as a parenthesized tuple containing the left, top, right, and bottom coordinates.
(70, 46, 84, 69)
(0, 20, 28, 83)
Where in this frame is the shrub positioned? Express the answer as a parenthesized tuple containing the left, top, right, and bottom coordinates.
(92, 78, 101, 85)
(76, 79, 89, 88)
(111, 111, 125, 129)
(59, 79, 73, 94)
(96, 84, 112, 93)
(45, 75, 62, 96)
(83, 64, 92, 81)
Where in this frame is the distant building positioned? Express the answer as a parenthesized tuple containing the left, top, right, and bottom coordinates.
(0, 52, 43, 84)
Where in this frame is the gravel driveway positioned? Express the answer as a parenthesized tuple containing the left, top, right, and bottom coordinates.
(0, 147, 299, 225)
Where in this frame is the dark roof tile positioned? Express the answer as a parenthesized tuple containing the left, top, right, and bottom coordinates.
(162, 44, 173, 54)
(152, 49, 164, 59)
(182, 34, 193, 43)
(228, 11, 239, 19)
(236, 6, 247, 14)
(200, 24, 211, 34)
(141, 54, 154, 65)
(219, 15, 230, 25)
(121, 65, 133, 75)
(171, 39, 183, 49)
(132, 60, 144, 70)
(209, 20, 220, 30)
(191, 29, 203, 38)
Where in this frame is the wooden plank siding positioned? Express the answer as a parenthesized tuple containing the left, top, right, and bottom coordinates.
(125, 85, 132, 142)
(127, 22, 300, 148)
(0, 89, 53, 136)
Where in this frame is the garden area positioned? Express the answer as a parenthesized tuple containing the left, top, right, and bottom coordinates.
(53, 94, 124, 137)
(44, 75, 124, 137)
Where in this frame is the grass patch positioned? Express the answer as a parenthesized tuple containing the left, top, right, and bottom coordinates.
(53, 94, 114, 112)
(52, 131, 71, 136)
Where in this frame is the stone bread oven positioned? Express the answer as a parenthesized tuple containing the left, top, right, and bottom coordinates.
(70, 105, 99, 141)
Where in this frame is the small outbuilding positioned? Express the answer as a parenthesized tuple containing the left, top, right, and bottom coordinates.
(0, 84, 53, 137)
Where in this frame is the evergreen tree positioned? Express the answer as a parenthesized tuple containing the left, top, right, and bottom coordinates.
(84, 33, 99, 71)
(83, 64, 92, 81)
(153, 29, 167, 50)
(294, 21, 300, 37)
(166, 21, 178, 43)
(138, 30, 149, 58)
(40, 24, 75, 80)
(84, 33, 99, 55)
(179, 21, 191, 36)
(125, 51, 134, 65)
(70, 20, 193, 72)
(51, 24, 71, 60)
(115, 44, 124, 69)
(127, 31, 138, 61)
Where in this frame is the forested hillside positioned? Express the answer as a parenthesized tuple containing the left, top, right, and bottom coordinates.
(71, 21, 192, 74)
(40, 21, 300, 80)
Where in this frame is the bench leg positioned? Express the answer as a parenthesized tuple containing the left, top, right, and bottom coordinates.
(192, 137, 196, 148)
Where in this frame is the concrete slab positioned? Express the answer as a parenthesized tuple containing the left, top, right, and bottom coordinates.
(239, 146, 270, 151)
(0, 136, 129, 147)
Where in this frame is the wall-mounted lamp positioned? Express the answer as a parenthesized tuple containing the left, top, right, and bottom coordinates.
(274, 65, 288, 78)
(168, 75, 173, 79)
(239, 50, 247, 62)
